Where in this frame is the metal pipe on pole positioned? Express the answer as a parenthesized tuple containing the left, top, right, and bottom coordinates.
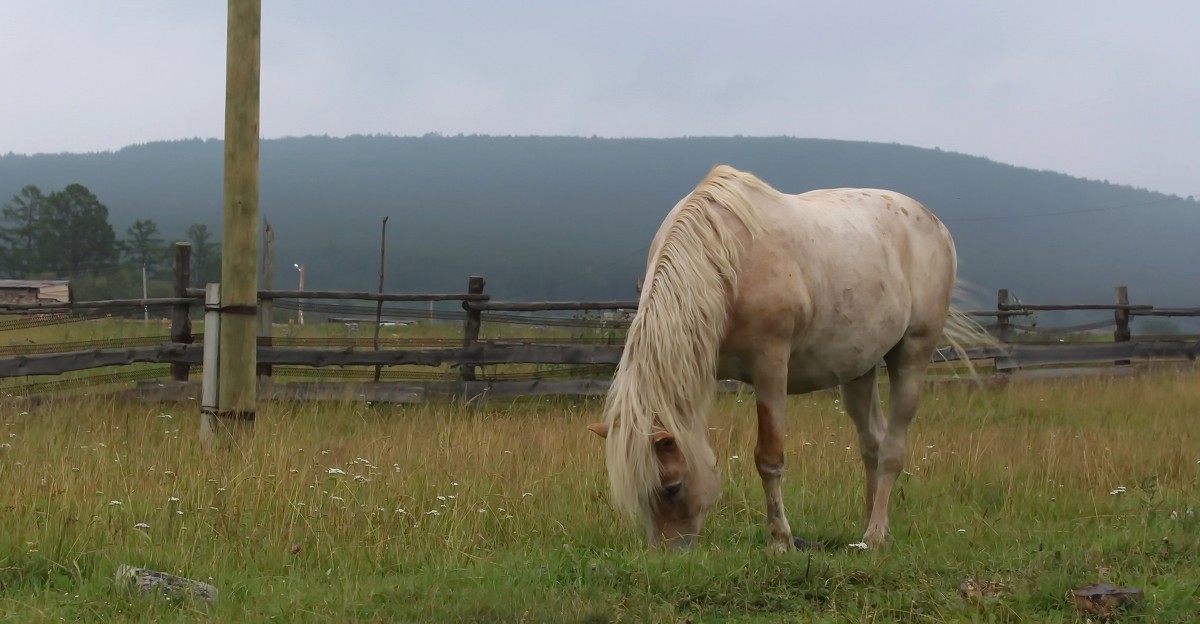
(200, 284, 222, 445)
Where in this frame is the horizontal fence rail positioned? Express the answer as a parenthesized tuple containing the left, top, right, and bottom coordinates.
(3, 276, 1199, 403)
(4, 340, 1197, 380)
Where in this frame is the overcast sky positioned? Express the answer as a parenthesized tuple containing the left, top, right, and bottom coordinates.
(2, 1, 1196, 198)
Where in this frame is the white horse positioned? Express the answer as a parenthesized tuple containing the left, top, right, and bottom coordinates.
(587, 165, 989, 553)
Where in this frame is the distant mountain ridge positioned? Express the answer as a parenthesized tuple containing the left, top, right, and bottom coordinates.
(2, 135, 1196, 318)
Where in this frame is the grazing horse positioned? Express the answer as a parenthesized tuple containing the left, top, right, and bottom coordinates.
(587, 164, 989, 553)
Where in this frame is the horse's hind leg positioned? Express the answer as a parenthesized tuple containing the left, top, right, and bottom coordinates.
(862, 334, 938, 548)
(839, 364, 885, 535)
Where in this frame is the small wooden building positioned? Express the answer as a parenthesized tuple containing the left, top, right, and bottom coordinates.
(0, 280, 72, 304)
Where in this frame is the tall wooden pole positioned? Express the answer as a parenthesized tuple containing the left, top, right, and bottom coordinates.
(217, 0, 261, 425)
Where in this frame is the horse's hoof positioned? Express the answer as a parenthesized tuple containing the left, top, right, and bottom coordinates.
(792, 535, 825, 551)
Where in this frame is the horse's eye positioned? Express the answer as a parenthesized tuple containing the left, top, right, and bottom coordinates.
(662, 483, 682, 499)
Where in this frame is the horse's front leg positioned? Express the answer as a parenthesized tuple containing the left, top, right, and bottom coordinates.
(751, 349, 792, 554)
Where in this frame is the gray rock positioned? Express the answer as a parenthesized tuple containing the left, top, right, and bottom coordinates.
(115, 564, 218, 604)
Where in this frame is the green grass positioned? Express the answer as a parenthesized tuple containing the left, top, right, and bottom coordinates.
(1, 372, 1197, 622)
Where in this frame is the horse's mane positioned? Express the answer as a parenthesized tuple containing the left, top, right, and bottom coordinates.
(602, 165, 774, 521)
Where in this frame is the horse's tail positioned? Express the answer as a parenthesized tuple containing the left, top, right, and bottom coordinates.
(939, 280, 1003, 383)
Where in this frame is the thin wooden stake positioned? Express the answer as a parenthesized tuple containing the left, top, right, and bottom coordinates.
(373, 216, 388, 382)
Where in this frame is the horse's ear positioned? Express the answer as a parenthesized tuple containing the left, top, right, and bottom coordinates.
(586, 422, 610, 439)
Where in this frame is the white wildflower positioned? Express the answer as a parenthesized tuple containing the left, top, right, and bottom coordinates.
(108, 500, 122, 506)
(1110, 486, 1126, 495)
(326, 468, 347, 475)
(134, 523, 150, 529)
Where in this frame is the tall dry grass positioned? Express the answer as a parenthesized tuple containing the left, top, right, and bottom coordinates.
(1, 371, 1197, 621)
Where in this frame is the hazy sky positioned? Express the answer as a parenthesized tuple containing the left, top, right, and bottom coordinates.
(2, 1, 1197, 198)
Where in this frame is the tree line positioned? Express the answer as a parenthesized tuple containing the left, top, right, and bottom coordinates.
(0, 183, 221, 299)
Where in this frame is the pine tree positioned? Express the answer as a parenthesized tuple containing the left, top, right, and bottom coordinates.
(124, 219, 167, 277)
(37, 184, 119, 277)
(0, 185, 46, 278)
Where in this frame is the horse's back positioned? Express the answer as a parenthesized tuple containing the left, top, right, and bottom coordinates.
(721, 184, 957, 390)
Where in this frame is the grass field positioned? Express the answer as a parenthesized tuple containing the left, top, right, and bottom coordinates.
(1, 371, 1197, 622)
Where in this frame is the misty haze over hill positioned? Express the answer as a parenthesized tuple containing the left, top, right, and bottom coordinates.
(2, 135, 1196, 321)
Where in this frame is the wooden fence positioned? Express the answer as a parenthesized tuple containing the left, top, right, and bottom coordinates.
(1, 248, 1197, 403)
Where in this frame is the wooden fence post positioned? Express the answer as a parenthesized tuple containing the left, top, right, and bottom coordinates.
(257, 219, 273, 382)
(995, 288, 1016, 374)
(171, 242, 193, 382)
(1114, 286, 1131, 366)
(461, 276, 486, 382)
(996, 289, 1012, 343)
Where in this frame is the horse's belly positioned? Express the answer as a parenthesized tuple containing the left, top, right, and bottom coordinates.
(783, 346, 886, 394)
(782, 319, 905, 393)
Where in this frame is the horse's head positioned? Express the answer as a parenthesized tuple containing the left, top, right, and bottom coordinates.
(587, 420, 721, 551)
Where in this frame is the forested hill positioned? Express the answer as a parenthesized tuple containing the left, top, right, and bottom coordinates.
(2, 135, 1197, 308)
